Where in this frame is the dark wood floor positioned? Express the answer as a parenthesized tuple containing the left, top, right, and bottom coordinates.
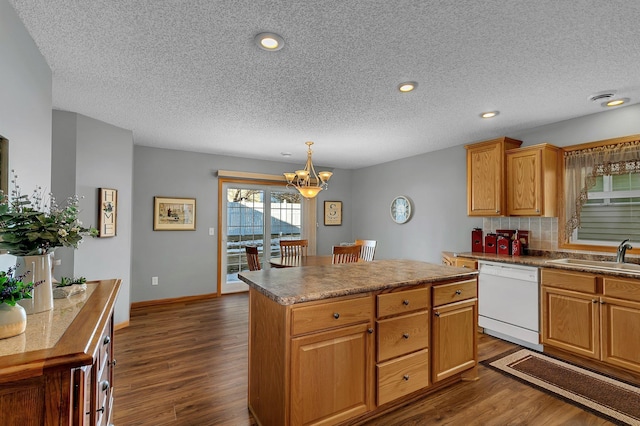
(113, 293, 615, 426)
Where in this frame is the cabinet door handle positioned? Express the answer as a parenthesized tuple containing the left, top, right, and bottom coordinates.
(96, 406, 105, 414)
(103, 336, 111, 345)
(592, 299, 598, 303)
(434, 311, 440, 317)
(111, 358, 117, 367)
(403, 374, 410, 381)
(600, 300, 606, 305)
(101, 380, 110, 392)
(402, 299, 410, 306)
(367, 328, 374, 334)
(455, 289, 462, 295)
(402, 333, 410, 339)
(333, 313, 340, 319)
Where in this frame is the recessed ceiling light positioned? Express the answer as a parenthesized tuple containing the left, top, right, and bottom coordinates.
(398, 82, 417, 93)
(603, 98, 629, 107)
(480, 111, 499, 119)
(255, 32, 284, 51)
(588, 92, 616, 102)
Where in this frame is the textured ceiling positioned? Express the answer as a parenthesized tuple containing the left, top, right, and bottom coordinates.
(8, 0, 640, 169)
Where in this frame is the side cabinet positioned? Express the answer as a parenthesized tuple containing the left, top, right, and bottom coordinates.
(541, 269, 640, 375)
(431, 280, 478, 382)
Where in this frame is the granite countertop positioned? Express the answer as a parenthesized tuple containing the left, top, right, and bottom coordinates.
(448, 251, 640, 279)
(238, 259, 477, 305)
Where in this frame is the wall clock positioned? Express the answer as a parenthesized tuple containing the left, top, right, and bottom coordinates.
(390, 196, 412, 224)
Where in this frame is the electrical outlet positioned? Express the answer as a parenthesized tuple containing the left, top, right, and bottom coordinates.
(209, 227, 215, 236)
(152, 276, 158, 286)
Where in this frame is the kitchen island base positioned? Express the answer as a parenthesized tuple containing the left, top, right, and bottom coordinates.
(241, 260, 479, 426)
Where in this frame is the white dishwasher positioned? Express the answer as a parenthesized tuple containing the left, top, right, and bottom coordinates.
(478, 261, 542, 351)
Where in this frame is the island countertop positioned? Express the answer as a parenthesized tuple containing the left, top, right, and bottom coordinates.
(238, 259, 477, 305)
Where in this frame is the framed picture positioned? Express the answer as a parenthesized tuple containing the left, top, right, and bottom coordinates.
(98, 188, 117, 237)
(153, 196, 196, 231)
(324, 201, 342, 226)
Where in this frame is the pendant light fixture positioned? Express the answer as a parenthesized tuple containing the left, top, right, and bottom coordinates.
(283, 141, 333, 199)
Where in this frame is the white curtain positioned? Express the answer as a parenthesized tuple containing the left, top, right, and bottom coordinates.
(564, 139, 640, 240)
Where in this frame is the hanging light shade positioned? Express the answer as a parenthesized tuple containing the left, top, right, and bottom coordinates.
(283, 141, 333, 199)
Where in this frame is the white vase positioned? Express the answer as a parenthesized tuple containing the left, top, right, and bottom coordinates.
(16, 254, 54, 314)
(0, 303, 27, 339)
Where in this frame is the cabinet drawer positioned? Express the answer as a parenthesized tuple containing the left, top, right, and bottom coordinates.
(291, 296, 372, 336)
(541, 268, 597, 293)
(432, 279, 477, 307)
(603, 277, 640, 302)
(377, 311, 429, 362)
(377, 349, 429, 406)
(377, 287, 429, 318)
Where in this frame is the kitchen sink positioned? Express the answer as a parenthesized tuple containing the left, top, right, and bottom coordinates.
(546, 258, 640, 275)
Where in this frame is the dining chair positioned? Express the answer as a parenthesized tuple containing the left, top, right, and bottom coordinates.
(245, 246, 261, 271)
(280, 239, 308, 257)
(355, 239, 377, 261)
(332, 245, 360, 264)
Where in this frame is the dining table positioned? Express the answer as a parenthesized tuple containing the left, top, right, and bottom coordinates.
(269, 255, 334, 268)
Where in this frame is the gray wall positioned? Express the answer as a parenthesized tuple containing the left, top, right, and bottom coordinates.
(131, 146, 352, 303)
(52, 111, 134, 325)
(351, 103, 640, 264)
(0, 0, 52, 271)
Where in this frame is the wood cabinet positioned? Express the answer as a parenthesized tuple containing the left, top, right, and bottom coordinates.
(0, 279, 121, 426)
(541, 269, 640, 374)
(376, 287, 430, 405)
(441, 252, 477, 269)
(431, 280, 478, 382)
(465, 137, 522, 216)
(506, 143, 560, 217)
(248, 275, 479, 425)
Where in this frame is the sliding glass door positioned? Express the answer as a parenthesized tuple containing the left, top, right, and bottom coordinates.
(221, 183, 303, 293)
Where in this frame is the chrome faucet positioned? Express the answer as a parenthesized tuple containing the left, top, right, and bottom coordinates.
(616, 239, 633, 263)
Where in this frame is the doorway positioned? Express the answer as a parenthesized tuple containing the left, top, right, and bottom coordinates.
(220, 182, 303, 294)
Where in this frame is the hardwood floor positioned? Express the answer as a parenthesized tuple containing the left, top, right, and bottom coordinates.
(113, 293, 615, 426)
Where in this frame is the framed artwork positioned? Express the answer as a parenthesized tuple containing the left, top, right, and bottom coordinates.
(324, 201, 342, 226)
(98, 188, 117, 237)
(153, 196, 196, 231)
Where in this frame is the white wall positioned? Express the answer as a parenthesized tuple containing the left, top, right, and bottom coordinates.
(131, 146, 352, 303)
(0, 0, 52, 271)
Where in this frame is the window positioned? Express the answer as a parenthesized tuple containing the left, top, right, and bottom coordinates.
(574, 173, 640, 244)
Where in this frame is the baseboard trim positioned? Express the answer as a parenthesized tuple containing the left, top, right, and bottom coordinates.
(114, 320, 129, 331)
(131, 293, 218, 309)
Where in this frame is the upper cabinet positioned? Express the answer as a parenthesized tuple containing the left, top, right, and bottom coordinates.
(506, 143, 560, 217)
(465, 137, 522, 216)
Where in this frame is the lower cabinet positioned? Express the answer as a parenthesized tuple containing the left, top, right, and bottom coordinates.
(541, 268, 640, 374)
(248, 277, 479, 426)
(291, 323, 373, 425)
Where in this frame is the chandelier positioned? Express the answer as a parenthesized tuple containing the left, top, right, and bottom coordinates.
(283, 141, 333, 199)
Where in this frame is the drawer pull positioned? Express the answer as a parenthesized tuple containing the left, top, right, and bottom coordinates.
(96, 406, 105, 414)
(103, 336, 111, 345)
(101, 380, 110, 391)
(367, 328, 374, 334)
(403, 374, 410, 381)
(455, 289, 462, 295)
(333, 313, 340, 319)
(402, 333, 410, 339)
(402, 299, 410, 306)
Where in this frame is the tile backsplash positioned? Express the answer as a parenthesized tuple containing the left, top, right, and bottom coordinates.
(483, 217, 558, 251)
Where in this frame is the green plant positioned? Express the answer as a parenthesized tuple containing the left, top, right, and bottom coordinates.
(0, 265, 40, 306)
(0, 171, 98, 256)
(57, 276, 87, 287)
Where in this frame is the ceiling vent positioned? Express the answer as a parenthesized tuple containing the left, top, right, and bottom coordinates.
(588, 92, 616, 102)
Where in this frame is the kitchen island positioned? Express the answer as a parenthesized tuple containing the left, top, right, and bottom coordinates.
(238, 259, 478, 426)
